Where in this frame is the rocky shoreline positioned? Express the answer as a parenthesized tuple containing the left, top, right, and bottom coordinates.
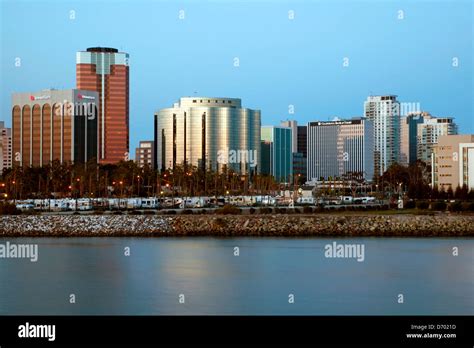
(1, 214, 474, 237)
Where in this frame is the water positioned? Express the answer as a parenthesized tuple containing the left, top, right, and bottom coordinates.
(0, 237, 472, 315)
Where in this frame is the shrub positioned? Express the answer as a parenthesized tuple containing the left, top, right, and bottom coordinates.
(448, 201, 463, 212)
(0, 202, 20, 215)
(216, 204, 241, 215)
(416, 201, 429, 210)
(431, 201, 447, 211)
(463, 202, 474, 212)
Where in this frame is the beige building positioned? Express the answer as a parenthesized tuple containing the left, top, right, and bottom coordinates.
(432, 135, 474, 191)
(11, 89, 99, 167)
(0, 121, 12, 172)
(135, 140, 155, 168)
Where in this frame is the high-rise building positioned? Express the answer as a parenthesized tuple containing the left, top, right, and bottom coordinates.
(280, 120, 307, 181)
(0, 121, 12, 172)
(76, 47, 129, 164)
(400, 112, 426, 166)
(135, 140, 155, 168)
(154, 97, 260, 175)
(364, 95, 400, 177)
(307, 118, 374, 182)
(280, 120, 298, 153)
(11, 89, 98, 167)
(297, 125, 307, 158)
(400, 112, 458, 166)
(432, 135, 474, 191)
(417, 115, 457, 164)
(261, 126, 292, 182)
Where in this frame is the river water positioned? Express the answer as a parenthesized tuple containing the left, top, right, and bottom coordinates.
(0, 237, 472, 315)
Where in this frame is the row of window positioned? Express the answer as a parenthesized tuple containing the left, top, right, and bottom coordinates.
(192, 99, 232, 104)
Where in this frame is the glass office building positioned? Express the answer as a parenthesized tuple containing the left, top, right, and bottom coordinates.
(261, 126, 292, 182)
(154, 97, 261, 175)
(307, 118, 374, 182)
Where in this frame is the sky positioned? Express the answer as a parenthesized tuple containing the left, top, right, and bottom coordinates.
(1, 0, 473, 157)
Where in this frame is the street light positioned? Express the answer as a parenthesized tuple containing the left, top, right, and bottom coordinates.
(12, 180, 17, 203)
(118, 181, 124, 210)
(136, 175, 141, 197)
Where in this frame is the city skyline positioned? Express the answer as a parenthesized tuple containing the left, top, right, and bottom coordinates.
(1, 0, 472, 157)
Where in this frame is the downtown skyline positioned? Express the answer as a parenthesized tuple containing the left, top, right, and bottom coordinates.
(1, 0, 473, 157)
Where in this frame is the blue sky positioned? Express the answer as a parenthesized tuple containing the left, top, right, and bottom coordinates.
(1, 0, 473, 155)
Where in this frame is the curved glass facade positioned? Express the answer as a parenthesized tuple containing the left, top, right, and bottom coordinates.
(155, 97, 261, 174)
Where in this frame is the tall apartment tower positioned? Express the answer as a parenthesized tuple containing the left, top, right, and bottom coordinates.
(364, 95, 401, 177)
(76, 47, 129, 164)
(417, 115, 458, 164)
(400, 112, 426, 166)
